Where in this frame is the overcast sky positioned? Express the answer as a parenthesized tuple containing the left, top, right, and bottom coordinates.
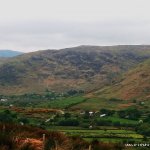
(0, 0, 150, 52)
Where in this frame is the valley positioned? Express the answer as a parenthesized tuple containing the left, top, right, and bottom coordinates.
(1, 45, 150, 149)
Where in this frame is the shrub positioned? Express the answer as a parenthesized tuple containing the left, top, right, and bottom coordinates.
(19, 143, 36, 150)
(118, 108, 141, 120)
(58, 119, 79, 126)
(113, 121, 121, 127)
(96, 119, 112, 126)
(44, 139, 56, 150)
(80, 123, 89, 128)
(100, 108, 115, 116)
(0, 132, 16, 150)
(137, 123, 150, 136)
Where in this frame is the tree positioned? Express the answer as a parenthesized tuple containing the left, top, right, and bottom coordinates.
(0, 110, 17, 123)
(18, 117, 29, 124)
(58, 119, 79, 126)
(100, 109, 115, 116)
(67, 90, 78, 96)
(137, 123, 150, 136)
(64, 113, 71, 119)
(118, 108, 141, 120)
(96, 119, 112, 126)
(83, 110, 90, 119)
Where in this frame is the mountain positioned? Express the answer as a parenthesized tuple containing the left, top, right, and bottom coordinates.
(94, 58, 150, 100)
(0, 50, 23, 57)
(0, 57, 8, 64)
(0, 45, 150, 95)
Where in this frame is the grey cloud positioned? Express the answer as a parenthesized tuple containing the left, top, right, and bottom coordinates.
(0, 19, 150, 52)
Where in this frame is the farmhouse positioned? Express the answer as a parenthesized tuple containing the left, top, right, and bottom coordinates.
(45, 118, 51, 123)
(89, 111, 94, 116)
(0, 98, 8, 102)
(100, 114, 106, 117)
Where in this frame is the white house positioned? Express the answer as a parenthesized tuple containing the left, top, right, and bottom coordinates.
(89, 111, 94, 116)
(89, 125, 93, 129)
(100, 114, 106, 117)
(139, 120, 143, 123)
(9, 104, 13, 107)
(45, 118, 51, 123)
(0, 99, 8, 102)
(141, 102, 145, 105)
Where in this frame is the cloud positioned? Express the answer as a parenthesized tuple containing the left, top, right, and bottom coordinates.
(0, 0, 150, 52)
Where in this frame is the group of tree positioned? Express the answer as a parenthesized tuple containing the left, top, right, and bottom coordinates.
(0, 110, 29, 125)
(136, 123, 150, 136)
(117, 108, 141, 120)
(100, 108, 115, 116)
(58, 118, 79, 126)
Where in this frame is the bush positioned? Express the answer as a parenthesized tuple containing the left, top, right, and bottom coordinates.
(58, 119, 79, 126)
(113, 121, 121, 127)
(118, 108, 141, 120)
(0, 110, 17, 123)
(96, 119, 112, 126)
(67, 90, 78, 96)
(19, 143, 36, 150)
(0, 132, 16, 150)
(80, 123, 89, 128)
(44, 139, 56, 150)
(64, 113, 71, 119)
(18, 118, 29, 125)
(137, 123, 150, 136)
(100, 109, 115, 116)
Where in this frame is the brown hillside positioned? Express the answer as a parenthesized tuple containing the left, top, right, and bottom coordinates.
(95, 59, 150, 100)
(1, 45, 150, 94)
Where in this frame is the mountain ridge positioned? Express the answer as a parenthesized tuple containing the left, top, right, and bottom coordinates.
(0, 45, 150, 95)
(94, 58, 150, 100)
(0, 50, 23, 57)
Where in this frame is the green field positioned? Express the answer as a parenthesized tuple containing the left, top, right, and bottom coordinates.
(37, 96, 87, 109)
(105, 116, 138, 124)
(0, 93, 150, 146)
(70, 97, 135, 110)
(48, 128, 144, 143)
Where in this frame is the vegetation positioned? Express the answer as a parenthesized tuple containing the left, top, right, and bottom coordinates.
(1, 45, 150, 95)
(96, 58, 150, 100)
(0, 123, 128, 150)
(1, 45, 150, 149)
(118, 108, 141, 120)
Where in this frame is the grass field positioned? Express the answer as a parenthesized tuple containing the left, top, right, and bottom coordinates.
(83, 137, 143, 143)
(70, 97, 136, 110)
(37, 96, 87, 109)
(105, 116, 138, 125)
(48, 128, 144, 143)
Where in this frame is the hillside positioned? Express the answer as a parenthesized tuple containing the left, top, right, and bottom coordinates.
(94, 58, 150, 100)
(0, 57, 8, 65)
(1, 45, 150, 95)
(0, 50, 23, 57)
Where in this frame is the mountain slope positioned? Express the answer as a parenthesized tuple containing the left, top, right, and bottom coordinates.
(1, 45, 150, 95)
(0, 50, 23, 57)
(94, 59, 150, 100)
(0, 57, 8, 65)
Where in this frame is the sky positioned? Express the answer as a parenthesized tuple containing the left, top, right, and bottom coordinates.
(0, 0, 150, 52)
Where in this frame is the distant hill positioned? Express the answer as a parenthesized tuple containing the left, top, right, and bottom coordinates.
(0, 45, 150, 95)
(95, 58, 150, 100)
(0, 50, 23, 57)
